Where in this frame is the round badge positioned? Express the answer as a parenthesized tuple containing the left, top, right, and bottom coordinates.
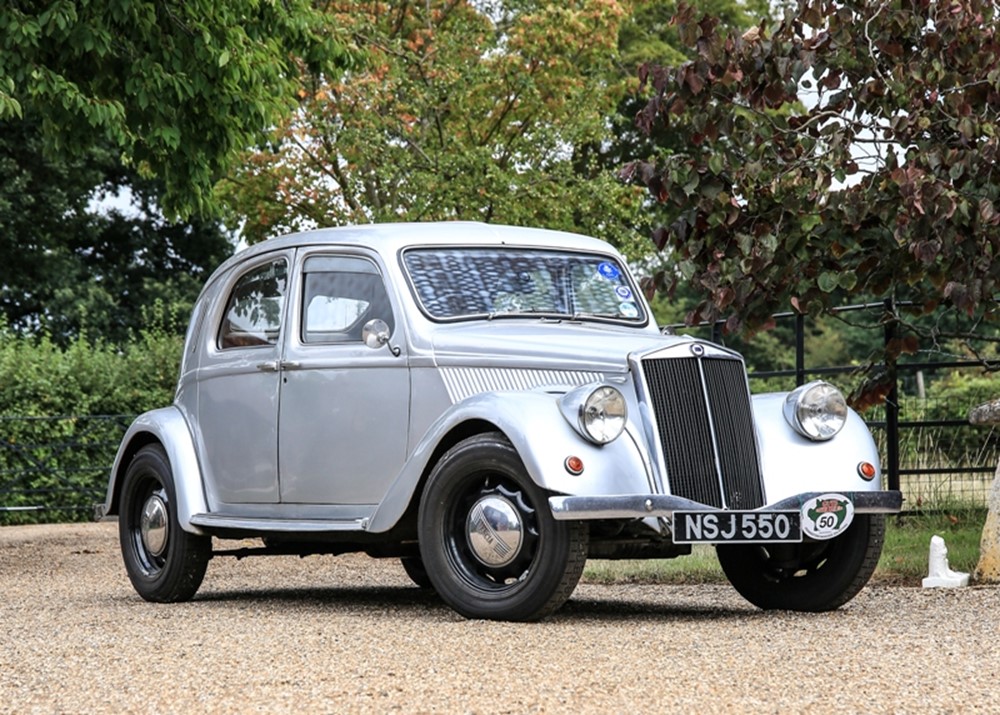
(614, 285, 632, 300)
(800, 494, 854, 540)
(598, 262, 620, 280)
(619, 302, 639, 318)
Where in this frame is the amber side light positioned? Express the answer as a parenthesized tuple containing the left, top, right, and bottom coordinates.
(858, 462, 877, 480)
(564, 456, 584, 475)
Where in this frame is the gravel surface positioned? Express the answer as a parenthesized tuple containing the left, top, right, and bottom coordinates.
(2, 522, 998, 714)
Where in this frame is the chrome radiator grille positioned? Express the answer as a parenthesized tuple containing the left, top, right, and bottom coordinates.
(641, 356, 765, 509)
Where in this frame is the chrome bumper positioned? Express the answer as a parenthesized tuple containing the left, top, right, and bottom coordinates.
(548, 490, 903, 520)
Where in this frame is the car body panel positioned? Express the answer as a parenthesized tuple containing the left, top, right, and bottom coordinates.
(366, 389, 656, 533)
(751, 393, 884, 501)
(104, 407, 208, 534)
(103, 221, 899, 549)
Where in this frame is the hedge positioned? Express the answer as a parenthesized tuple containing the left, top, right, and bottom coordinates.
(0, 304, 183, 524)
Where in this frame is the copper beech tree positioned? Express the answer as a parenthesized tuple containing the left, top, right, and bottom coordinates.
(625, 0, 1000, 400)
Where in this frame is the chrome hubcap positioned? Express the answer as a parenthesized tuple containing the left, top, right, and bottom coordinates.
(466, 495, 523, 567)
(140, 494, 168, 557)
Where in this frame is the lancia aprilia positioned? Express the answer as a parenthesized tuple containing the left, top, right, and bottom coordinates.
(101, 222, 901, 621)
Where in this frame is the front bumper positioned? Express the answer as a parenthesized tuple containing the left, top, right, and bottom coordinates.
(548, 490, 903, 520)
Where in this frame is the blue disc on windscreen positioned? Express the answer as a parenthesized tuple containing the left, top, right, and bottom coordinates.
(615, 285, 632, 300)
(598, 262, 620, 280)
(619, 302, 639, 318)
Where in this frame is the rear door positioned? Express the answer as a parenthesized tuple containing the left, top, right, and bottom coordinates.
(196, 252, 291, 504)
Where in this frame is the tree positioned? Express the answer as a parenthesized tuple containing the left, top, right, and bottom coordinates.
(221, 0, 650, 254)
(625, 0, 1000, 375)
(0, 1, 353, 217)
(0, 117, 232, 343)
(610, 0, 770, 166)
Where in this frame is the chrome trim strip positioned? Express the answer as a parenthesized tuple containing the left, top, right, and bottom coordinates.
(694, 356, 729, 507)
(628, 354, 668, 495)
(439, 367, 603, 403)
(189, 514, 367, 532)
(548, 490, 903, 520)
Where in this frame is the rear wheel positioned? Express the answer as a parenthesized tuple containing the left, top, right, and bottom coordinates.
(418, 432, 587, 621)
(400, 556, 433, 589)
(716, 514, 885, 611)
(119, 445, 211, 602)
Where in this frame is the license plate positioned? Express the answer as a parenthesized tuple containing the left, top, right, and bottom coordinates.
(672, 510, 803, 544)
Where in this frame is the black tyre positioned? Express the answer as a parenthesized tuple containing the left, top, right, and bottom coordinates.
(716, 514, 885, 611)
(418, 432, 588, 621)
(400, 556, 433, 589)
(119, 444, 211, 602)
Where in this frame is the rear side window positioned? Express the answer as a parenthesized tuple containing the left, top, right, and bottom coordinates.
(218, 260, 288, 349)
(301, 256, 394, 343)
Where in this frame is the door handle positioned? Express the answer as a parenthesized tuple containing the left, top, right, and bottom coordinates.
(279, 361, 302, 371)
(255, 361, 279, 372)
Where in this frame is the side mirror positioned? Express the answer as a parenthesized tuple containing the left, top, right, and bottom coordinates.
(362, 319, 399, 355)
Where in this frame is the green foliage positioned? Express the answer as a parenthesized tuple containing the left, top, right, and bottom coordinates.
(0, 0, 354, 217)
(221, 0, 650, 256)
(626, 0, 1000, 339)
(917, 370, 1000, 472)
(0, 305, 181, 415)
(610, 0, 771, 172)
(0, 309, 183, 524)
(0, 117, 233, 343)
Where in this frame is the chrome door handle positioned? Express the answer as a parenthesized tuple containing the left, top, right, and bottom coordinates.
(279, 361, 302, 370)
(255, 361, 279, 372)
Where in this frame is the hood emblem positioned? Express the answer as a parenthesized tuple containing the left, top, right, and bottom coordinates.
(690, 343, 706, 357)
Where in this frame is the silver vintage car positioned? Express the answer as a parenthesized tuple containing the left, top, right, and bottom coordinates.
(102, 222, 901, 621)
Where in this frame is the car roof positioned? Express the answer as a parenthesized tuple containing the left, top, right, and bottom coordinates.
(227, 222, 619, 269)
(200, 222, 629, 302)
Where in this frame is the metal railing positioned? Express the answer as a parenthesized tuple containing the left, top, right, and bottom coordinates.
(3, 301, 997, 521)
(672, 301, 999, 508)
(0, 414, 133, 524)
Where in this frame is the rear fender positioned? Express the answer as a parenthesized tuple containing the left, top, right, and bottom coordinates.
(103, 407, 208, 535)
(366, 390, 653, 533)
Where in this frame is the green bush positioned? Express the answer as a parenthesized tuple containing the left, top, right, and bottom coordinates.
(0, 304, 184, 524)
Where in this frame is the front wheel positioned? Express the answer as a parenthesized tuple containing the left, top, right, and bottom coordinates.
(716, 514, 885, 611)
(418, 433, 588, 621)
(118, 444, 211, 602)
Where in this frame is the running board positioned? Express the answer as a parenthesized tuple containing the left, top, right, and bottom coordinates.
(189, 513, 368, 533)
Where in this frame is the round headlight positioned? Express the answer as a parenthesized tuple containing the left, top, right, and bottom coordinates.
(579, 386, 627, 444)
(783, 381, 848, 441)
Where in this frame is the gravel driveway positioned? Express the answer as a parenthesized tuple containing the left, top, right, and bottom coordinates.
(2, 522, 997, 714)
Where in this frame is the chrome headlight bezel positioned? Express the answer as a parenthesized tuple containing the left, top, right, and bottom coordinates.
(558, 384, 627, 445)
(783, 380, 848, 441)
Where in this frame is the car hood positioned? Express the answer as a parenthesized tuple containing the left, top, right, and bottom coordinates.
(427, 320, 684, 373)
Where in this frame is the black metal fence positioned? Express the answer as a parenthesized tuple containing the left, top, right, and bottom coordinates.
(0, 414, 133, 525)
(678, 301, 1000, 508)
(3, 302, 998, 522)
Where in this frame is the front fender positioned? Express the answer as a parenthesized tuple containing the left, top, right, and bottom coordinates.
(366, 390, 653, 533)
(103, 407, 208, 535)
(753, 393, 884, 502)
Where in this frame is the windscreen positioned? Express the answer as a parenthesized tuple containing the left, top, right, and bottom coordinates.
(402, 247, 645, 324)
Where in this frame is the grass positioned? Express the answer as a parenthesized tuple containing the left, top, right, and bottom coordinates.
(581, 506, 987, 587)
(876, 505, 985, 585)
